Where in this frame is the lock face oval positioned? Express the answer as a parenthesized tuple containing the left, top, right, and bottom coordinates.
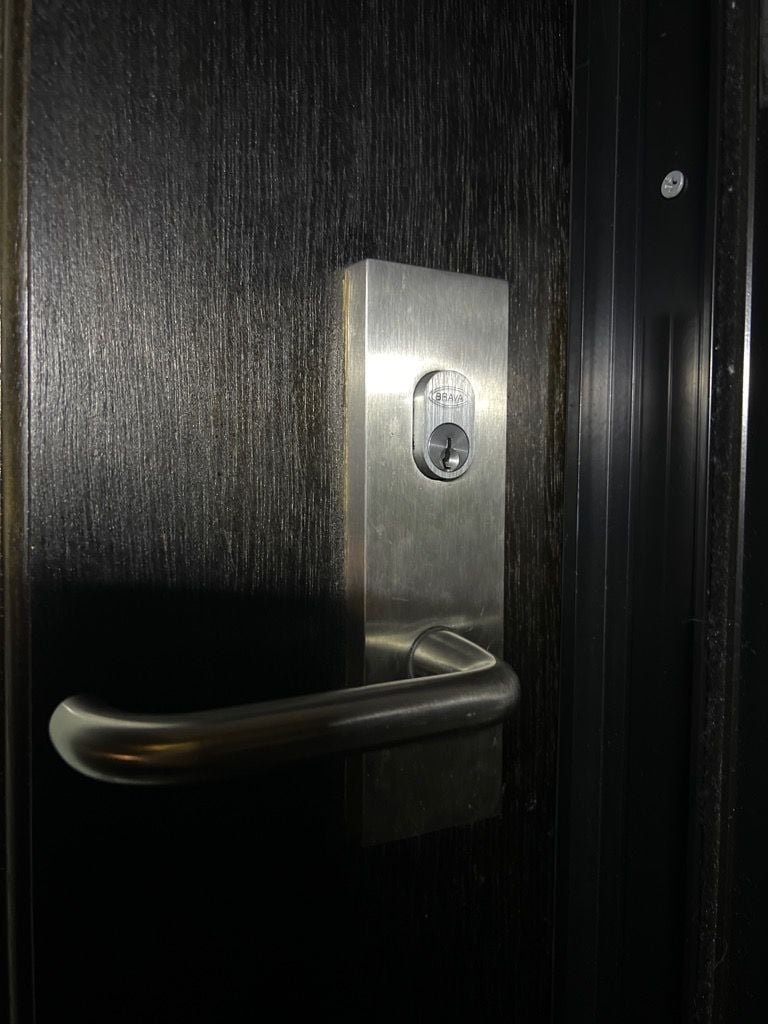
(413, 370, 475, 480)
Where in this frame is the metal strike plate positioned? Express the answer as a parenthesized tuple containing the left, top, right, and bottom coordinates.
(343, 259, 508, 845)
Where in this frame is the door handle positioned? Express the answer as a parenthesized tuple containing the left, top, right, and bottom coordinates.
(49, 628, 520, 784)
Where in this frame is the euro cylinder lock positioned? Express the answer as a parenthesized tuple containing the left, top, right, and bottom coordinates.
(413, 369, 475, 481)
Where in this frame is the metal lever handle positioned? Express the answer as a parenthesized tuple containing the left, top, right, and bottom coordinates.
(48, 628, 520, 785)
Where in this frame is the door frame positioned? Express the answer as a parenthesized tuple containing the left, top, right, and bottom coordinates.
(555, 1, 760, 1020)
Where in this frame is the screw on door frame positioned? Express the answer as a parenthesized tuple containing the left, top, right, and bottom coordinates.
(661, 170, 686, 199)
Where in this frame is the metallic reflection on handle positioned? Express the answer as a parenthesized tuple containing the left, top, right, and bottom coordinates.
(48, 629, 520, 785)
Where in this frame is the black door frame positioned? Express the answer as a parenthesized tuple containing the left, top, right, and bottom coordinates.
(690, 1, 766, 1019)
(556, 1, 760, 1020)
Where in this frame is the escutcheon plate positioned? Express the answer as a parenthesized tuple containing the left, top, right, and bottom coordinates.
(343, 259, 508, 844)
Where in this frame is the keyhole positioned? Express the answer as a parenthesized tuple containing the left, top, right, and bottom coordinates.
(441, 435, 458, 470)
(426, 423, 470, 476)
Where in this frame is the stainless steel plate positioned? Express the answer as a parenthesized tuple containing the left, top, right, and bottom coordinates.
(344, 259, 509, 844)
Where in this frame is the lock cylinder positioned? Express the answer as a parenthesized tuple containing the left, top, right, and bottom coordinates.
(413, 370, 475, 480)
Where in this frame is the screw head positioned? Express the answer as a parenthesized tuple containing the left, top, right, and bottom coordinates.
(661, 170, 685, 199)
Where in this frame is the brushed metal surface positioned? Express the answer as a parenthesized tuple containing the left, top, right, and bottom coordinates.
(49, 629, 519, 784)
(344, 259, 509, 842)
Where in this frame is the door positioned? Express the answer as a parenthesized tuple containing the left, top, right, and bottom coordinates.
(3, 1, 570, 1020)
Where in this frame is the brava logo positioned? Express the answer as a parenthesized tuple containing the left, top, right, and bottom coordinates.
(429, 387, 467, 407)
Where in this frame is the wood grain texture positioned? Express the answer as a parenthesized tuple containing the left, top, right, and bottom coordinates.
(2, 2, 33, 1020)
(25, 1, 570, 1020)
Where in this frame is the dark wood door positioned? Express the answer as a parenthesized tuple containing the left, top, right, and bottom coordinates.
(7, 1, 569, 1020)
